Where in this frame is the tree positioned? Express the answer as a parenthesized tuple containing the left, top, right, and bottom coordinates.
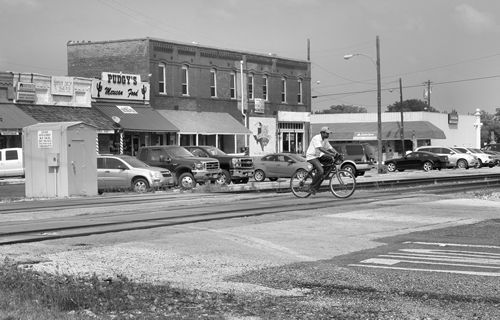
(385, 99, 440, 113)
(315, 104, 367, 114)
(480, 110, 500, 144)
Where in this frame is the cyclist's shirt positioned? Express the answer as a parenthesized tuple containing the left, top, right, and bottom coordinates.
(306, 134, 333, 161)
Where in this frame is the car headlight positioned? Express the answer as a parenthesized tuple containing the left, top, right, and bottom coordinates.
(231, 158, 241, 166)
(194, 162, 204, 170)
(151, 171, 162, 179)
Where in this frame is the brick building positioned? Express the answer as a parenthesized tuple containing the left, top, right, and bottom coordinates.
(67, 38, 312, 155)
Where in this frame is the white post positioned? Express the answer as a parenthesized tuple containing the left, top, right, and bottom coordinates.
(474, 108, 482, 148)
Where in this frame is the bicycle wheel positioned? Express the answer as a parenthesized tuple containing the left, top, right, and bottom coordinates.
(329, 169, 356, 198)
(290, 169, 314, 198)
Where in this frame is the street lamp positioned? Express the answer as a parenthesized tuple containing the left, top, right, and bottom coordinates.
(344, 36, 384, 173)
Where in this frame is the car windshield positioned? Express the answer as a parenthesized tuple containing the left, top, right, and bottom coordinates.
(450, 147, 464, 153)
(204, 146, 227, 156)
(119, 155, 150, 168)
(469, 148, 483, 153)
(168, 146, 195, 157)
(453, 147, 468, 153)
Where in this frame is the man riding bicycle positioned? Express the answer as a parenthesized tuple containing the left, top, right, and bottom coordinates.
(305, 126, 340, 194)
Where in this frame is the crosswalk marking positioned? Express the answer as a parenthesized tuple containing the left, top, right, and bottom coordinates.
(349, 243, 500, 277)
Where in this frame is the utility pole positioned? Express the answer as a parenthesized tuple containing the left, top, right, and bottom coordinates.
(376, 36, 383, 173)
(399, 78, 404, 154)
(426, 80, 431, 108)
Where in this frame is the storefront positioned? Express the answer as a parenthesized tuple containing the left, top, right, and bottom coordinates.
(95, 104, 178, 156)
(157, 110, 251, 154)
(0, 103, 37, 148)
(277, 111, 310, 155)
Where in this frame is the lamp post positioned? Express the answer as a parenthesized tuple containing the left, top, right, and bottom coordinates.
(344, 35, 384, 173)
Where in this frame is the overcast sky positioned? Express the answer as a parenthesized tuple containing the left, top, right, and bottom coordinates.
(1, 0, 500, 115)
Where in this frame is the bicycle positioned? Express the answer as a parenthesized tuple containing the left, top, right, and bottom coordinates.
(290, 154, 356, 198)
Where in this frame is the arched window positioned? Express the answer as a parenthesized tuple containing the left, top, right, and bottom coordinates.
(158, 63, 166, 94)
(210, 69, 217, 98)
(262, 75, 268, 101)
(248, 73, 254, 100)
(297, 79, 303, 104)
(281, 77, 287, 103)
(181, 65, 189, 96)
(230, 72, 236, 99)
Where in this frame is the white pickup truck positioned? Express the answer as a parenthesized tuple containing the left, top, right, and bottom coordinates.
(0, 148, 24, 177)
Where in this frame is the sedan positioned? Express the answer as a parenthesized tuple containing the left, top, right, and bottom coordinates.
(253, 153, 313, 182)
(385, 151, 449, 172)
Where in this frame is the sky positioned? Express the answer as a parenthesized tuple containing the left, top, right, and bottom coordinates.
(1, 0, 500, 115)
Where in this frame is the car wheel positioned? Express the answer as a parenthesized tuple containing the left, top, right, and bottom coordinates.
(341, 163, 356, 176)
(422, 161, 433, 172)
(216, 169, 231, 185)
(457, 159, 468, 169)
(254, 169, 266, 182)
(386, 162, 396, 172)
(475, 159, 483, 168)
(178, 172, 195, 189)
(132, 177, 149, 193)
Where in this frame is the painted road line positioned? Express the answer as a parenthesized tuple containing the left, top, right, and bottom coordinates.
(403, 241, 500, 249)
(350, 245, 500, 276)
(348, 264, 500, 277)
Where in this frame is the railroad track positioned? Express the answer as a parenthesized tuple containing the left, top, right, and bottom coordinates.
(1, 174, 499, 246)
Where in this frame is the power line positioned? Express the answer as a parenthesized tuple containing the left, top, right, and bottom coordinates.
(313, 74, 500, 98)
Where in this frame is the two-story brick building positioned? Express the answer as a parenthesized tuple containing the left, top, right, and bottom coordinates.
(67, 38, 312, 155)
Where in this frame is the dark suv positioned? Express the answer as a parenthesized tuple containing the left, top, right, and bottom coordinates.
(184, 146, 254, 184)
(137, 146, 221, 189)
(330, 143, 373, 177)
(483, 143, 500, 152)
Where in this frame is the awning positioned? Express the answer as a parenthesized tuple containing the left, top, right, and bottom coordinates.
(312, 121, 446, 141)
(17, 104, 116, 131)
(0, 104, 37, 130)
(95, 105, 178, 132)
(157, 110, 252, 135)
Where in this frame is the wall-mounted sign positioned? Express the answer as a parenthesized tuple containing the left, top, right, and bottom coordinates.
(254, 98, 265, 114)
(116, 105, 138, 114)
(0, 130, 19, 136)
(37, 130, 53, 148)
(92, 72, 150, 101)
(16, 82, 36, 102)
(51, 76, 74, 96)
(353, 132, 376, 140)
(448, 112, 459, 124)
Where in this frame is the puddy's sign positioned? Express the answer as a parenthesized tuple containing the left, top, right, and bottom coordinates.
(92, 72, 150, 101)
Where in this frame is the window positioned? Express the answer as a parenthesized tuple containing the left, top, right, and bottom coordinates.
(248, 74, 254, 100)
(297, 79, 303, 104)
(5, 150, 18, 160)
(158, 63, 166, 94)
(262, 76, 268, 101)
(106, 158, 125, 170)
(281, 77, 287, 103)
(230, 72, 236, 99)
(181, 65, 189, 95)
(210, 69, 217, 97)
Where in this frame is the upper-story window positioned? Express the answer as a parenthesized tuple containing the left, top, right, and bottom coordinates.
(262, 76, 268, 101)
(210, 69, 217, 98)
(281, 77, 287, 103)
(297, 79, 303, 104)
(230, 72, 236, 99)
(181, 65, 189, 96)
(248, 73, 254, 100)
(158, 63, 166, 94)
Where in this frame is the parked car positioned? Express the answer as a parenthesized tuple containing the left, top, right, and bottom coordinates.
(385, 151, 449, 172)
(330, 143, 373, 177)
(0, 148, 24, 178)
(414, 146, 478, 169)
(97, 154, 174, 194)
(453, 147, 495, 168)
(253, 153, 313, 182)
(184, 145, 254, 184)
(481, 149, 500, 166)
(137, 146, 221, 189)
(483, 143, 500, 152)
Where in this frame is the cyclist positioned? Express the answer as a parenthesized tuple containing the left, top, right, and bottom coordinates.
(305, 126, 340, 194)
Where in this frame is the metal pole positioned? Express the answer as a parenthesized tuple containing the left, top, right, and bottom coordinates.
(399, 77, 404, 155)
(376, 36, 383, 173)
